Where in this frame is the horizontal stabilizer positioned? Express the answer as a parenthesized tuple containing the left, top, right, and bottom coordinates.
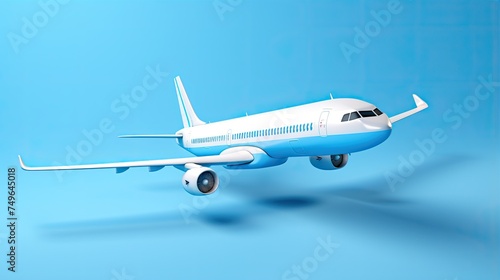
(118, 134, 182, 139)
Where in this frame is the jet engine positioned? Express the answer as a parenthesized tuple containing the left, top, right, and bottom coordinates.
(182, 167, 219, 195)
(309, 154, 348, 170)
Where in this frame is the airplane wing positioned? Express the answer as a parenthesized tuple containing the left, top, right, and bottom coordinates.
(389, 94, 429, 123)
(18, 150, 253, 173)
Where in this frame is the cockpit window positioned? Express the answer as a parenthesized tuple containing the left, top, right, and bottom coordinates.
(341, 108, 385, 122)
(359, 110, 377, 117)
(349, 111, 361, 121)
(341, 113, 349, 122)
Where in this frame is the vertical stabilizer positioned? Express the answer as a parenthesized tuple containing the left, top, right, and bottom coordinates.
(174, 76, 206, 128)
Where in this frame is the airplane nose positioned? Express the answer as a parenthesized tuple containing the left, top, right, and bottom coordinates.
(386, 115, 393, 129)
(361, 114, 392, 131)
(353, 115, 392, 150)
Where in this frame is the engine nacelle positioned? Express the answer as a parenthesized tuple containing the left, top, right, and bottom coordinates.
(309, 154, 349, 170)
(182, 167, 219, 195)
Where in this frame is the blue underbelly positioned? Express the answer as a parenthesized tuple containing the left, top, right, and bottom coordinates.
(184, 130, 391, 158)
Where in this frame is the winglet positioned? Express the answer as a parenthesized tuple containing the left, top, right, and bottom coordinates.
(18, 155, 29, 170)
(413, 94, 427, 108)
(389, 94, 428, 123)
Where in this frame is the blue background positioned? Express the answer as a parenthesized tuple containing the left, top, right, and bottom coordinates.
(1, 0, 499, 279)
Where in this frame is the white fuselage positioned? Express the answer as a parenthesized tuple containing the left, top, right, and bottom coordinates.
(177, 98, 392, 160)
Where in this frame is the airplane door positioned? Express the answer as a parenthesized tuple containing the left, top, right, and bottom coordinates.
(227, 129, 232, 146)
(318, 111, 329, 137)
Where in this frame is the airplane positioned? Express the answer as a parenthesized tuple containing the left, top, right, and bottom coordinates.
(19, 76, 428, 195)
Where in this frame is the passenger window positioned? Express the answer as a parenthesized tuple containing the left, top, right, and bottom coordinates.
(349, 112, 361, 121)
(341, 113, 349, 122)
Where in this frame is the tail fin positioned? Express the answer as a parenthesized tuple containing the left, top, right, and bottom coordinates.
(174, 76, 205, 128)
